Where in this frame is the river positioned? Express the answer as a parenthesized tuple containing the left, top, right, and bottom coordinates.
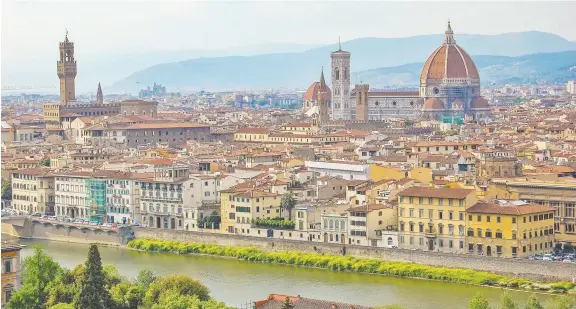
(14, 238, 553, 308)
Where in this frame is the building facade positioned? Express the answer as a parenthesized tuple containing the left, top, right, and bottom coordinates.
(10, 168, 55, 215)
(466, 201, 555, 258)
(397, 187, 477, 253)
(1, 244, 24, 306)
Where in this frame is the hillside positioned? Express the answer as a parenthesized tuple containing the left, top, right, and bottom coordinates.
(356, 51, 576, 86)
(109, 32, 576, 91)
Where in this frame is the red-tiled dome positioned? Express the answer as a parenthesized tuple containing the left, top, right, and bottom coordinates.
(423, 98, 445, 110)
(470, 97, 490, 109)
(420, 23, 480, 82)
(304, 82, 331, 101)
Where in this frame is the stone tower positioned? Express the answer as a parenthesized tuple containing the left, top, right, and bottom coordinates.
(57, 30, 77, 105)
(318, 67, 330, 126)
(96, 82, 103, 104)
(330, 39, 351, 120)
(355, 84, 370, 121)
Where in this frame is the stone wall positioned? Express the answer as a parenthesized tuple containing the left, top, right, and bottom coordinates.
(133, 227, 576, 282)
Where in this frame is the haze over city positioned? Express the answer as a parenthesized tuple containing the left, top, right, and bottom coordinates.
(2, 1, 576, 93)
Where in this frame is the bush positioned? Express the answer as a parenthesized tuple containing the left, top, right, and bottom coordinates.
(252, 218, 295, 229)
(127, 239, 568, 294)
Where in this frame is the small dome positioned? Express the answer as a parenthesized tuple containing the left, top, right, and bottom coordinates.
(423, 98, 445, 110)
(470, 97, 490, 109)
(304, 82, 331, 101)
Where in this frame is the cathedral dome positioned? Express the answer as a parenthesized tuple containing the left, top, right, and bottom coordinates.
(304, 81, 331, 101)
(470, 97, 490, 109)
(423, 97, 445, 110)
(420, 22, 480, 83)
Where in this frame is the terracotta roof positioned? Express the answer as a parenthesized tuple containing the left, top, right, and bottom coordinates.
(471, 97, 490, 109)
(284, 122, 312, 128)
(125, 122, 209, 130)
(11, 167, 52, 177)
(466, 202, 554, 215)
(367, 91, 419, 97)
(422, 98, 445, 110)
(398, 187, 474, 199)
(420, 34, 479, 81)
(348, 204, 392, 212)
(255, 294, 372, 309)
(237, 127, 269, 134)
(304, 81, 331, 102)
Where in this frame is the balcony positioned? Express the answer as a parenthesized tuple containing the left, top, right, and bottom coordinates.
(425, 229, 437, 238)
(141, 195, 183, 202)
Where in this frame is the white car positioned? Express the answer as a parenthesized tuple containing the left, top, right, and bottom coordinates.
(542, 254, 553, 261)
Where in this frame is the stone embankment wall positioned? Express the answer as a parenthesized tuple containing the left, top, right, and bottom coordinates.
(133, 227, 576, 282)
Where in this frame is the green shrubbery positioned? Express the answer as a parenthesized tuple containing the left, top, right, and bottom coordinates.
(251, 217, 295, 229)
(127, 239, 574, 294)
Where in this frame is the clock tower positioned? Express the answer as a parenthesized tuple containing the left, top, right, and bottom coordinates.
(57, 30, 77, 105)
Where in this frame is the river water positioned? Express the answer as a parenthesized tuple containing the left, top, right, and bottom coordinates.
(14, 238, 553, 308)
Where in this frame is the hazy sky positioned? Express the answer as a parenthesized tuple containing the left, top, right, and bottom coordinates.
(2, 0, 576, 61)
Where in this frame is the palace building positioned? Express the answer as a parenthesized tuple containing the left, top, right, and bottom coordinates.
(43, 32, 158, 132)
(306, 22, 491, 124)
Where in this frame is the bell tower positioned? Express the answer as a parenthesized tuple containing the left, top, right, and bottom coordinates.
(57, 30, 77, 105)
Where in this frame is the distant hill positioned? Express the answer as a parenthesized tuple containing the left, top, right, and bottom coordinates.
(109, 31, 576, 92)
(357, 51, 576, 86)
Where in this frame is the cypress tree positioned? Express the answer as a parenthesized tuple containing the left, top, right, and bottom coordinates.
(76, 244, 113, 309)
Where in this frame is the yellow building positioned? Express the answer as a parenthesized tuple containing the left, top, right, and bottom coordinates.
(466, 201, 555, 258)
(2, 244, 24, 305)
(279, 122, 314, 135)
(486, 178, 576, 244)
(220, 190, 282, 234)
(397, 187, 477, 253)
(407, 167, 433, 185)
(233, 128, 269, 142)
(369, 165, 405, 182)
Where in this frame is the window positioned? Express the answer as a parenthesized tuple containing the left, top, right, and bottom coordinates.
(438, 211, 443, 220)
(3, 258, 13, 273)
(418, 197, 423, 204)
(400, 208, 405, 217)
(449, 211, 453, 220)
(438, 198, 443, 206)
(4, 285, 14, 303)
(419, 223, 424, 233)
(448, 199, 453, 206)
(468, 215, 472, 221)
(485, 229, 492, 238)
(497, 216, 501, 223)
(428, 209, 433, 219)
(486, 216, 491, 223)
(512, 217, 516, 224)
(409, 209, 414, 217)
(418, 209, 424, 218)
(477, 215, 482, 222)
(458, 200, 464, 207)
(496, 230, 503, 239)
(477, 229, 483, 237)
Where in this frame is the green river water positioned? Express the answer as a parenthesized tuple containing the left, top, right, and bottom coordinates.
(11, 237, 557, 308)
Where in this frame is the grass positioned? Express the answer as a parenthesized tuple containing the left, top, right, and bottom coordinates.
(127, 238, 574, 294)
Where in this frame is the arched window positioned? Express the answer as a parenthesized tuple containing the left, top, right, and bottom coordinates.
(335, 220, 339, 229)
(387, 237, 393, 246)
(335, 69, 340, 81)
(329, 220, 334, 229)
(323, 219, 328, 228)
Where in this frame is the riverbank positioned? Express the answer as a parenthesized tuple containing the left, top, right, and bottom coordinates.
(127, 238, 575, 295)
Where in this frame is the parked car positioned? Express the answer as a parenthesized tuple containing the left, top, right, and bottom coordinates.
(542, 254, 553, 261)
(31, 213, 42, 217)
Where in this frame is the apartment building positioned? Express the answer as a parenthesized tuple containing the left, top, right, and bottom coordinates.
(305, 161, 370, 180)
(466, 201, 555, 258)
(487, 178, 576, 244)
(320, 212, 348, 244)
(221, 189, 282, 234)
(346, 204, 397, 246)
(183, 174, 222, 230)
(10, 167, 54, 215)
(139, 163, 191, 230)
(410, 141, 482, 154)
(397, 187, 477, 253)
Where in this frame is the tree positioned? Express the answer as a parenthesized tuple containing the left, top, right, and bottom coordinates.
(281, 298, 295, 309)
(498, 293, 518, 309)
(280, 192, 297, 220)
(40, 158, 51, 167)
(49, 304, 75, 309)
(45, 269, 78, 307)
(198, 211, 221, 229)
(7, 247, 62, 309)
(545, 296, 575, 309)
(1, 179, 12, 200)
(524, 295, 544, 309)
(469, 293, 492, 309)
(143, 274, 210, 308)
(136, 269, 156, 289)
(76, 244, 114, 309)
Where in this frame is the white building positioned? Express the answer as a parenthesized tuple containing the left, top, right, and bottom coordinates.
(305, 160, 369, 180)
(320, 213, 348, 244)
(567, 80, 576, 94)
(10, 168, 54, 215)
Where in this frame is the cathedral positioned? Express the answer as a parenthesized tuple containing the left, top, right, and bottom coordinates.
(304, 22, 491, 124)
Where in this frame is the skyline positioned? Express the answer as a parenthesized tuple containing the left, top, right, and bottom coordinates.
(2, 1, 576, 93)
